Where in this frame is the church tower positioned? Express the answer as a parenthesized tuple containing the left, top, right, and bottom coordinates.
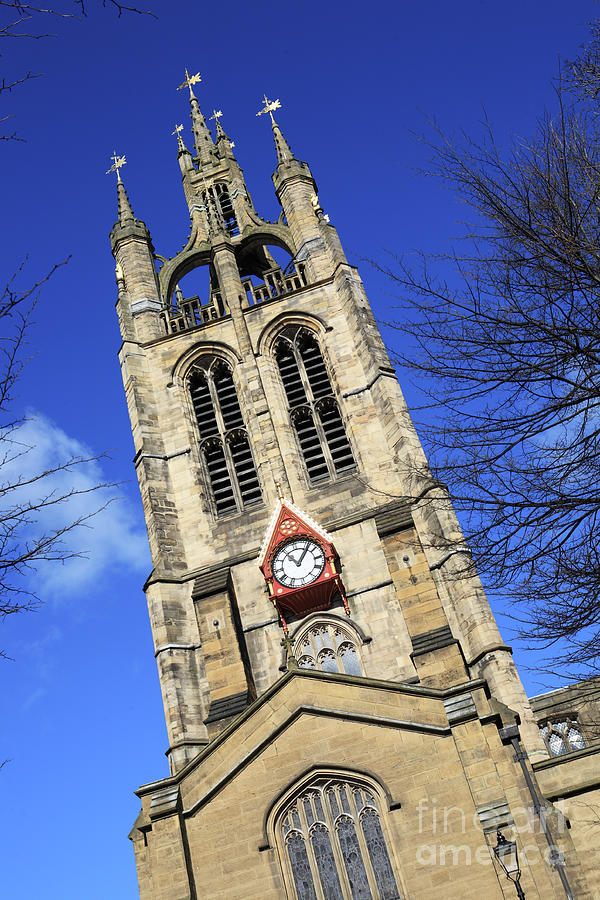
(110, 76, 593, 899)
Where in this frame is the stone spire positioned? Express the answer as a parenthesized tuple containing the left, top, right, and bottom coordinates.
(256, 94, 296, 165)
(190, 96, 215, 164)
(215, 117, 226, 139)
(177, 69, 215, 165)
(172, 122, 186, 153)
(271, 119, 295, 165)
(117, 179, 135, 223)
(172, 123, 194, 175)
(106, 151, 136, 224)
(210, 109, 236, 158)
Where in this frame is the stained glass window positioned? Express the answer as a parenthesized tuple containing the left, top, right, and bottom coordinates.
(287, 831, 318, 900)
(277, 777, 401, 900)
(539, 718, 586, 756)
(361, 809, 399, 900)
(312, 825, 344, 900)
(340, 643, 361, 676)
(337, 815, 371, 898)
(294, 622, 364, 676)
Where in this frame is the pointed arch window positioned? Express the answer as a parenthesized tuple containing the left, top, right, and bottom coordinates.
(539, 718, 586, 756)
(276, 776, 401, 900)
(189, 359, 261, 516)
(294, 621, 363, 676)
(275, 328, 356, 483)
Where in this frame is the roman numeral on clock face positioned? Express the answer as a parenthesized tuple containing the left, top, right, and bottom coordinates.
(272, 538, 326, 588)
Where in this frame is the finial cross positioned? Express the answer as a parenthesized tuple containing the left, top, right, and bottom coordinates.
(209, 109, 223, 124)
(257, 93, 281, 124)
(106, 150, 126, 183)
(177, 69, 202, 98)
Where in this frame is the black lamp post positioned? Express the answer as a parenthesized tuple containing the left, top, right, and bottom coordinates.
(492, 829, 525, 899)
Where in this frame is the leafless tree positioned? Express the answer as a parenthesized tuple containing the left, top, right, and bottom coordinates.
(0, 260, 116, 657)
(380, 28, 600, 677)
(566, 21, 600, 101)
(0, 0, 153, 649)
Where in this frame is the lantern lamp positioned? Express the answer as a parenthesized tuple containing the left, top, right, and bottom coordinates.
(492, 830, 525, 899)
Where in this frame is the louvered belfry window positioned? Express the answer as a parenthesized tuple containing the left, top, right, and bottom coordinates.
(189, 360, 262, 515)
(201, 183, 239, 236)
(277, 776, 401, 900)
(275, 328, 356, 483)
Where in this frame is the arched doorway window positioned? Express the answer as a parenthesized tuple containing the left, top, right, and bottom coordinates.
(275, 775, 401, 900)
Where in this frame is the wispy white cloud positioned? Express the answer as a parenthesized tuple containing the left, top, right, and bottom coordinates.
(2, 413, 150, 600)
(19, 626, 63, 708)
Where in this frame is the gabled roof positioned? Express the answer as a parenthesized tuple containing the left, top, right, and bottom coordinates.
(257, 497, 335, 568)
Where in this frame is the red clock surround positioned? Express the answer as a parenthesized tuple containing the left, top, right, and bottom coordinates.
(258, 499, 349, 630)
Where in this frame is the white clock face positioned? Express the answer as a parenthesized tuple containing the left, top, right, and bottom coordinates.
(272, 538, 326, 589)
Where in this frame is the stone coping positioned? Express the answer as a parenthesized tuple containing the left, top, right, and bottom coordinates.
(135, 669, 488, 798)
(532, 742, 600, 771)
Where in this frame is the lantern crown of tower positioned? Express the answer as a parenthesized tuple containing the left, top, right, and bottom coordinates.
(110, 76, 343, 345)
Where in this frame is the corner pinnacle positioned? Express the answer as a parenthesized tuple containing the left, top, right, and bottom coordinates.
(256, 95, 295, 164)
(271, 120, 295, 164)
(117, 180, 135, 223)
(172, 123, 187, 153)
(106, 151, 135, 223)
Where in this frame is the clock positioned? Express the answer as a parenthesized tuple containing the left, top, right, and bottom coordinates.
(272, 538, 326, 589)
(259, 500, 350, 624)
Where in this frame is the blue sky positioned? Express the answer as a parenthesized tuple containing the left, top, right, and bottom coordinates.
(1, 1, 598, 897)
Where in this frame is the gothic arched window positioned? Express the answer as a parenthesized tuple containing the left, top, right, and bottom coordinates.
(276, 776, 401, 900)
(539, 718, 586, 756)
(294, 622, 363, 676)
(202, 183, 239, 236)
(275, 328, 356, 483)
(189, 359, 262, 516)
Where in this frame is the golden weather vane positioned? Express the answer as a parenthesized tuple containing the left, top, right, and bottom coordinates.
(106, 151, 126, 182)
(177, 69, 202, 98)
(256, 94, 281, 124)
(172, 123, 185, 148)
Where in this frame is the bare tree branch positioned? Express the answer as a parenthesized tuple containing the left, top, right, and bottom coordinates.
(380, 29, 600, 679)
(0, 0, 156, 139)
(0, 261, 116, 654)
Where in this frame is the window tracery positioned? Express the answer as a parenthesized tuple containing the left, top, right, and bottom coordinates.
(539, 718, 586, 756)
(189, 359, 261, 515)
(275, 328, 356, 483)
(276, 776, 401, 900)
(294, 622, 362, 676)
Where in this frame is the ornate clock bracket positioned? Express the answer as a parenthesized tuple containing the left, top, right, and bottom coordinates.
(258, 498, 350, 633)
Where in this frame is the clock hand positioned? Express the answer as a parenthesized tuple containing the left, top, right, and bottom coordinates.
(294, 541, 310, 567)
